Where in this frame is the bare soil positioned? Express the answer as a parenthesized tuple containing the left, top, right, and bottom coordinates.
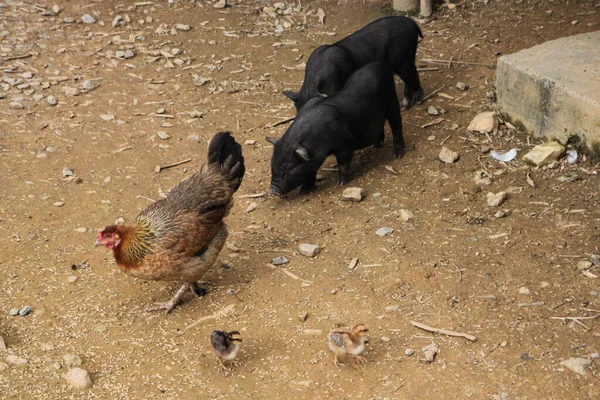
(1, 0, 599, 399)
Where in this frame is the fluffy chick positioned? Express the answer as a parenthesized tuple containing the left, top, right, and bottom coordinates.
(328, 324, 369, 367)
(211, 330, 242, 369)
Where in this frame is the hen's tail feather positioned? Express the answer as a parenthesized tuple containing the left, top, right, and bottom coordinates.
(207, 131, 245, 193)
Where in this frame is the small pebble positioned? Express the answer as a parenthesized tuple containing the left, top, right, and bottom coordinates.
(577, 261, 593, 270)
(427, 106, 439, 116)
(9, 102, 24, 109)
(422, 343, 439, 362)
(427, 135, 436, 141)
(331, 289, 337, 295)
(518, 287, 530, 295)
(439, 146, 459, 163)
(399, 209, 414, 222)
(62, 167, 73, 177)
(341, 187, 365, 202)
(175, 23, 191, 31)
(9, 308, 19, 316)
(487, 191, 507, 207)
(0, 335, 6, 350)
(81, 80, 96, 91)
(540, 281, 550, 288)
(376, 227, 394, 237)
(271, 256, 289, 266)
(590, 353, 599, 359)
(47, 95, 57, 106)
(65, 367, 92, 390)
(19, 306, 32, 316)
(81, 14, 96, 24)
(100, 114, 115, 121)
(124, 49, 135, 59)
(157, 131, 170, 140)
(298, 312, 308, 322)
(53, 202, 65, 207)
(67, 276, 78, 283)
(405, 349, 415, 356)
(298, 243, 320, 257)
(112, 15, 122, 28)
(494, 210, 509, 218)
(187, 135, 200, 141)
(456, 82, 468, 91)
(6, 354, 27, 367)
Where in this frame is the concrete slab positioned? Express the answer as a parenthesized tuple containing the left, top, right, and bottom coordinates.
(495, 31, 600, 154)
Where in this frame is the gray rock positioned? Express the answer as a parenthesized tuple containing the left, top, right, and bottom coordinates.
(213, 0, 229, 8)
(577, 261, 593, 270)
(271, 256, 289, 266)
(399, 209, 414, 222)
(522, 142, 565, 167)
(115, 50, 125, 59)
(46, 95, 57, 106)
(112, 15, 122, 28)
(62, 167, 73, 177)
(18, 306, 32, 316)
(81, 14, 96, 24)
(298, 243, 320, 257)
(376, 227, 394, 237)
(274, 24, 285, 34)
(9, 102, 24, 109)
(9, 308, 19, 316)
(65, 367, 92, 390)
(494, 210, 510, 218)
(187, 134, 200, 141)
(591, 353, 599, 359)
(81, 80, 96, 91)
(124, 50, 135, 59)
(6, 354, 27, 367)
(422, 343, 439, 362)
(456, 82, 468, 91)
(64, 87, 79, 97)
(0, 335, 6, 350)
(64, 17, 75, 23)
(467, 112, 497, 133)
(405, 348, 415, 356)
(341, 187, 365, 202)
(175, 24, 191, 31)
(560, 357, 591, 376)
(63, 354, 83, 368)
(486, 191, 507, 207)
(427, 105, 439, 116)
(439, 146, 459, 163)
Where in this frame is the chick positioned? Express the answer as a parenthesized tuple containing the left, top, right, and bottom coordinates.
(210, 330, 242, 369)
(328, 324, 369, 367)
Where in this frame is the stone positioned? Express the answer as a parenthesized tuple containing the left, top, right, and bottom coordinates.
(494, 210, 510, 218)
(456, 82, 468, 91)
(157, 131, 170, 140)
(0, 363, 7, 371)
(405, 349, 415, 356)
(399, 209, 414, 222)
(213, 0, 229, 8)
(115, 51, 125, 59)
(81, 14, 95, 24)
(392, 0, 418, 12)
(271, 256, 289, 266)
(560, 357, 591, 376)
(100, 114, 115, 121)
(376, 227, 394, 237)
(577, 261, 593, 270)
(9, 102, 24, 109)
(6, 354, 27, 367)
(18, 306, 32, 316)
(0, 335, 6, 350)
(518, 287, 530, 295)
(496, 31, 600, 151)
(522, 142, 565, 167)
(175, 24, 191, 31)
(298, 243, 320, 257)
(421, 343, 439, 362)
(82, 80, 96, 90)
(427, 105, 439, 115)
(112, 15, 122, 28)
(9, 308, 19, 316)
(439, 146, 459, 163)
(341, 187, 365, 202)
(65, 367, 92, 390)
(298, 312, 308, 322)
(63, 354, 82, 368)
(124, 50, 135, 59)
(67, 275, 78, 283)
(487, 192, 507, 207)
(64, 87, 78, 97)
(467, 111, 497, 133)
(47, 95, 57, 106)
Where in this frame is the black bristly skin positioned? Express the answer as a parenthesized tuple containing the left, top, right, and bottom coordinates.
(283, 16, 424, 112)
(270, 62, 404, 195)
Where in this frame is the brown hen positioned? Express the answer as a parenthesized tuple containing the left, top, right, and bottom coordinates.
(96, 131, 245, 313)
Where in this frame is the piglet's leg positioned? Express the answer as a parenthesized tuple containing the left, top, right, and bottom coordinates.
(335, 151, 353, 186)
(299, 173, 317, 194)
(385, 93, 405, 158)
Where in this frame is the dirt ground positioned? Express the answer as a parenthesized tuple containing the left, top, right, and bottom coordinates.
(1, 0, 599, 398)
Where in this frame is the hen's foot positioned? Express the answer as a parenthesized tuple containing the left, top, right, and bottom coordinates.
(353, 355, 367, 364)
(146, 282, 192, 314)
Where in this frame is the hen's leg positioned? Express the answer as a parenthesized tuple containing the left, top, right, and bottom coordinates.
(147, 225, 228, 314)
(146, 282, 191, 314)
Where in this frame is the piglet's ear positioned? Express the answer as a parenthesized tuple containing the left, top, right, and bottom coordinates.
(282, 90, 299, 102)
(296, 145, 310, 161)
(265, 136, 279, 145)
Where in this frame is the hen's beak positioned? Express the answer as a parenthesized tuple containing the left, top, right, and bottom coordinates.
(94, 240, 102, 247)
